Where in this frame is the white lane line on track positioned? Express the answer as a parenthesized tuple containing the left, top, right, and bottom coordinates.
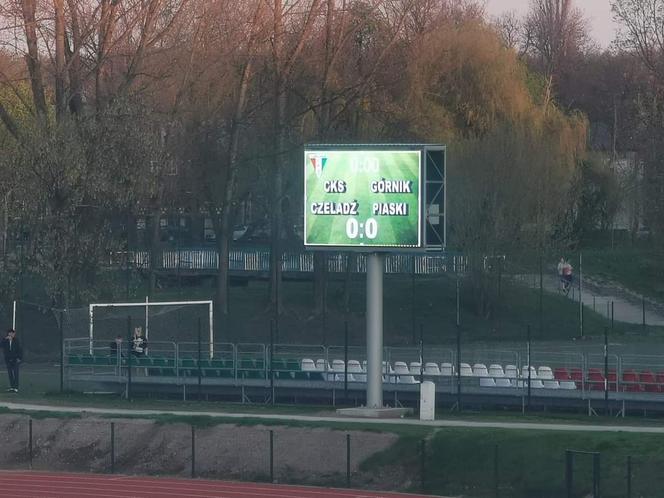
(0, 479, 414, 498)
(0, 482, 299, 498)
(0, 472, 433, 498)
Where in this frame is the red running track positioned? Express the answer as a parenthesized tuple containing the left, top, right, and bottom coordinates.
(0, 471, 440, 498)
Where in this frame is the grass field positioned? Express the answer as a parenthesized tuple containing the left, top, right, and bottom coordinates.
(417, 428, 663, 497)
(582, 248, 664, 302)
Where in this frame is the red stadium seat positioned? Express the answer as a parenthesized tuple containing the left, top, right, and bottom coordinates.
(640, 371, 660, 393)
(622, 370, 641, 392)
(570, 368, 583, 388)
(607, 370, 617, 392)
(554, 367, 570, 380)
(588, 371, 605, 391)
(657, 372, 664, 391)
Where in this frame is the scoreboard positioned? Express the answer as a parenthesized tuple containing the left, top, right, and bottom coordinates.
(304, 147, 424, 249)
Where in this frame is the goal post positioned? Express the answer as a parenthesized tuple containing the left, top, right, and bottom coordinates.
(88, 298, 214, 357)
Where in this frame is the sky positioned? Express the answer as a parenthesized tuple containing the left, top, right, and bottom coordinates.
(484, 0, 620, 48)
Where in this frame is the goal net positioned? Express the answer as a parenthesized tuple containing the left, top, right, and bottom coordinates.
(87, 299, 213, 356)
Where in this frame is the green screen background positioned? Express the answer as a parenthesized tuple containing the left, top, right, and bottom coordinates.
(304, 150, 421, 248)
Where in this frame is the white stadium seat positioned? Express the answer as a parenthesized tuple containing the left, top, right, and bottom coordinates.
(424, 362, 441, 375)
(315, 359, 328, 372)
(488, 364, 505, 378)
(559, 380, 577, 390)
(505, 365, 518, 378)
(382, 361, 395, 383)
(542, 379, 560, 389)
(409, 361, 422, 375)
(459, 363, 473, 377)
(332, 359, 354, 382)
(473, 363, 489, 377)
(480, 377, 497, 387)
(522, 366, 538, 379)
(440, 363, 454, 376)
(347, 360, 365, 382)
(495, 378, 513, 388)
(538, 366, 554, 380)
(301, 359, 316, 371)
(394, 361, 418, 384)
(530, 379, 545, 389)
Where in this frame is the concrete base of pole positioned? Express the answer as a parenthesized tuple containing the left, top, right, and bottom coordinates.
(336, 407, 412, 419)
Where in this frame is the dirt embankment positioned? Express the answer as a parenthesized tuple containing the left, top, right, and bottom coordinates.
(0, 414, 412, 490)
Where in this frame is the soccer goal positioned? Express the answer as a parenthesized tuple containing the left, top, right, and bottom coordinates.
(88, 298, 214, 356)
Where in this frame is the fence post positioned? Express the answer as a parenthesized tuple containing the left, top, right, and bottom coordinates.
(270, 319, 275, 405)
(565, 450, 573, 498)
(419, 324, 424, 384)
(197, 317, 202, 400)
(494, 444, 499, 498)
(346, 434, 351, 488)
(269, 430, 274, 483)
(527, 325, 532, 410)
(28, 418, 32, 470)
(604, 327, 609, 415)
(191, 425, 196, 478)
(59, 309, 64, 393)
(110, 422, 115, 474)
(456, 277, 461, 411)
(126, 315, 132, 401)
(344, 322, 348, 404)
(593, 452, 601, 498)
(626, 455, 631, 498)
(579, 252, 583, 338)
(420, 439, 426, 492)
(642, 297, 646, 330)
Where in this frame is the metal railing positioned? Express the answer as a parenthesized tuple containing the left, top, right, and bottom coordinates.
(110, 248, 468, 274)
(62, 339, 664, 403)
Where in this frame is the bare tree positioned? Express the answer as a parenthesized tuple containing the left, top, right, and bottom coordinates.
(524, 0, 590, 102)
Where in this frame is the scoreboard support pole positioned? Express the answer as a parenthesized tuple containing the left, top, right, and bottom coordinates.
(366, 253, 384, 409)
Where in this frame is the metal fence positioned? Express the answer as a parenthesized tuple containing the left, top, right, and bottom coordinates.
(62, 338, 664, 412)
(111, 248, 468, 274)
(1, 415, 662, 498)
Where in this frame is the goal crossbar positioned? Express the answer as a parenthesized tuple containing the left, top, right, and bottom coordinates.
(88, 298, 214, 357)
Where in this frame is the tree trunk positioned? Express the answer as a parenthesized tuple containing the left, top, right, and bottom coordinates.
(66, 0, 83, 114)
(270, 0, 285, 314)
(54, 0, 67, 121)
(21, 0, 47, 118)
(96, 0, 118, 110)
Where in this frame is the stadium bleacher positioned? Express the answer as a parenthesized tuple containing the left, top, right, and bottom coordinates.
(64, 340, 664, 403)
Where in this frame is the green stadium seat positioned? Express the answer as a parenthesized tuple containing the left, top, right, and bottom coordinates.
(80, 355, 94, 365)
(93, 356, 112, 366)
(68, 355, 82, 365)
(199, 360, 218, 378)
(181, 358, 196, 377)
(136, 357, 152, 368)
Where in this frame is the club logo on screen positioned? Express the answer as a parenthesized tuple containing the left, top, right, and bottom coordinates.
(309, 154, 327, 178)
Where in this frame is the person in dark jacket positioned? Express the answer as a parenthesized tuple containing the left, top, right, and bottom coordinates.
(1, 329, 22, 392)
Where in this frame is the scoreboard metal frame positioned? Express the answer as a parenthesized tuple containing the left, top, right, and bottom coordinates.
(303, 143, 445, 252)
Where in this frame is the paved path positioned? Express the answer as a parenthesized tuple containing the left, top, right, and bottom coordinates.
(1, 401, 664, 434)
(513, 273, 664, 326)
